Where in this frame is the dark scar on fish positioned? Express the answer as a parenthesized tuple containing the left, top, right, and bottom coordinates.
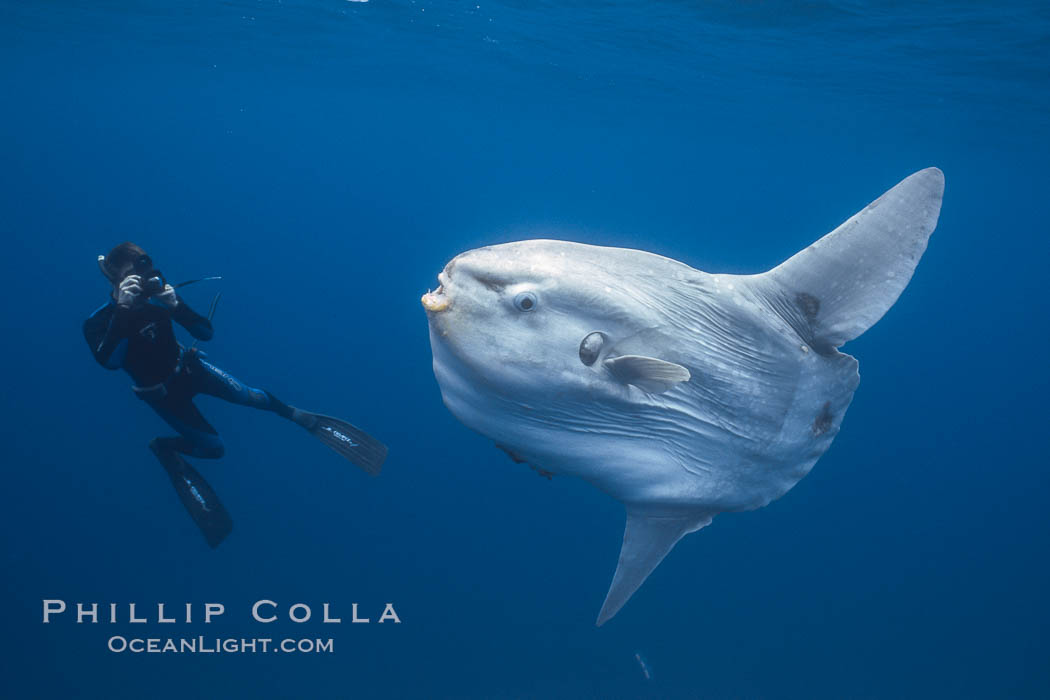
(478, 277, 507, 292)
(495, 444, 553, 479)
(812, 401, 833, 436)
(495, 444, 526, 463)
(470, 270, 511, 292)
(796, 292, 821, 323)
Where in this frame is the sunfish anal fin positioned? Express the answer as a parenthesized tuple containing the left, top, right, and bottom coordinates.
(603, 355, 690, 393)
(596, 509, 712, 626)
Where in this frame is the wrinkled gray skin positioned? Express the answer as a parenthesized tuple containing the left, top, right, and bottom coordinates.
(422, 168, 944, 625)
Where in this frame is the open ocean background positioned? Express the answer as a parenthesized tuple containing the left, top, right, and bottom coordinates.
(2, 1, 1048, 698)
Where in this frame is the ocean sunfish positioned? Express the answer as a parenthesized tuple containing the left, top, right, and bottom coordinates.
(420, 168, 944, 625)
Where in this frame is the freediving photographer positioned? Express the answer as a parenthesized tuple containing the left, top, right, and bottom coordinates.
(83, 242, 387, 547)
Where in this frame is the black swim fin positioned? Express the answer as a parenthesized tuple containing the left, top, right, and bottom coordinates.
(149, 441, 233, 548)
(291, 410, 388, 476)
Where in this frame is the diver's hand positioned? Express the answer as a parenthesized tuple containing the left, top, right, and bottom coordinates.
(155, 283, 178, 309)
(116, 275, 143, 308)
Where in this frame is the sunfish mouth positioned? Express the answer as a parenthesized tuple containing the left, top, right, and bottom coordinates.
(421, 282, 450, 313)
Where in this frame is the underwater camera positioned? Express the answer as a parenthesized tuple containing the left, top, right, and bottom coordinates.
(132, 254, 166, 297)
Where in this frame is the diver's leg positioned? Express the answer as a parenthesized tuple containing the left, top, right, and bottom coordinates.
(146, 389, 232, 547)
(144, 392, 231, 545)
(187, 353, 388, 475)
(190, 356, 298, 420)
(150, 394, 225, 459)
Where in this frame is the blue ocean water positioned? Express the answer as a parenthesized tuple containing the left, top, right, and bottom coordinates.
(2, 1, 1048, 697)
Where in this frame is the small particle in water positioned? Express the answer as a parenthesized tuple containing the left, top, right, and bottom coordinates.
(634, 651, 652, 681)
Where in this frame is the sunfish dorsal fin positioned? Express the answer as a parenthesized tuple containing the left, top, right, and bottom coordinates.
(596, 508, 712, 626)
(758, 167, 944, 351)
(603, 355, 691, 393)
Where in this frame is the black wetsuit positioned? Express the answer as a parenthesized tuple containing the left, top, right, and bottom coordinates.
(84, 295, 293, 458)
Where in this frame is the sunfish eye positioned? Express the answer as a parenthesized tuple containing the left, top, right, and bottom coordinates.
(513, 291, 537, 312)
(578, 331, 607, 366)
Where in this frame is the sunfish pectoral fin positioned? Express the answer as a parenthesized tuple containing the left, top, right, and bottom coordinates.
(603, 355, 690, 393)
(758, 167, 944, 350)
(596, 509, 712, 626)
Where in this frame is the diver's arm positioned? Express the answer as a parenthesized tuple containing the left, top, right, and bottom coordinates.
(83, 304, 131, 369)
(171, 295, 214, 341)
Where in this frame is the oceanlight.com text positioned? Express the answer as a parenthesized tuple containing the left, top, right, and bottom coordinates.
(107, 636, 334, 654)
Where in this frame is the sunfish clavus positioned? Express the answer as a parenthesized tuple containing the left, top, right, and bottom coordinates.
(421, 168, 944, 625)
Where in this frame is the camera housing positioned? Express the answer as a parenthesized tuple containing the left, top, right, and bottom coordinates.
(131, 255, 166, 298)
